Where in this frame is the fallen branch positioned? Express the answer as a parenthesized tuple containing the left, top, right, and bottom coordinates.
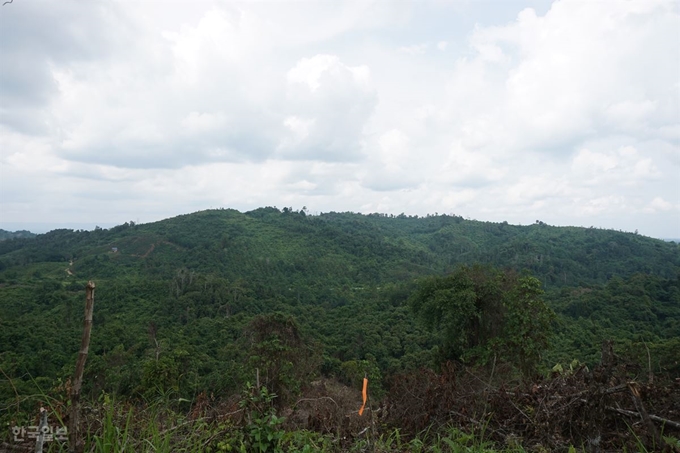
(607, 406, 680, 430)
(629, 382, 665, 449)
(292, 396, 340, 410)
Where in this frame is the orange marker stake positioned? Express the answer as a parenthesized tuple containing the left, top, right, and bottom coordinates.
(358, 377, 368, 416)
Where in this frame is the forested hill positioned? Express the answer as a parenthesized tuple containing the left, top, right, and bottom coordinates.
(0, 207, 677, 288)
(1, 207, 679, 447)
(0, 228, 35, 241)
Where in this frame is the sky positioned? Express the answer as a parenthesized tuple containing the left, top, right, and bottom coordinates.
(0, 0, 679, 239)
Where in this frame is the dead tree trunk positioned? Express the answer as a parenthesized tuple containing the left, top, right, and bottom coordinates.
(69, 281, 95, 453)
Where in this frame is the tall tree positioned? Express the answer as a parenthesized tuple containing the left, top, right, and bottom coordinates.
(245, 313, 320, 407)
(410, 265, 553, 376)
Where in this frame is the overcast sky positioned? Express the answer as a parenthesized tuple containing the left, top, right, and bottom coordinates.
(0, 0, 678, 238)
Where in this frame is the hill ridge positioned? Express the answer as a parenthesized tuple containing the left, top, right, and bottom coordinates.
(0, 207, 677, 288)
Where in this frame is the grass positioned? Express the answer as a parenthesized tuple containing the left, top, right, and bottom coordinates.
(7, 388, 679, 452)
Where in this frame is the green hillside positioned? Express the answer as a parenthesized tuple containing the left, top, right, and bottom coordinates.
(0, 228, 36, 241)
(1, 208, 677, 285)
(0, 208, 678, 451)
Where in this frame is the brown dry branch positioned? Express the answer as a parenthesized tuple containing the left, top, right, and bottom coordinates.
(383, 357, 679, 452)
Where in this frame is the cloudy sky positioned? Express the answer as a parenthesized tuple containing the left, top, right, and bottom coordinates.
(0, 0, 678, 238)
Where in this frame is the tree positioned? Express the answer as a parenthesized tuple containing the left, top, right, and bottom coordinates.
(409, 265, 554, 376)
(245, 313, 320, 407)
(501, 274, 554, 376)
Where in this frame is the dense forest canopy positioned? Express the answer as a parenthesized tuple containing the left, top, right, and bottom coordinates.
(0, 229, 35, 241)
(0, 208, 678, 450)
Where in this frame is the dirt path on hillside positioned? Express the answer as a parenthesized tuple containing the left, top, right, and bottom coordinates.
(140, 243, 155, 258)
(65, 260, 74, 276)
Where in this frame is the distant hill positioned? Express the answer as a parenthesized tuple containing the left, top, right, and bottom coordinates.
(0, 208, 677, 287)
(0, 228, 36, 241)
(0, 207, 678, 410)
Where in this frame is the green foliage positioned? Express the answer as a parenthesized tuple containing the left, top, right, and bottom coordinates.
(0, 207, 678, 444)
(547, 272, 680, 372)
(501, 275, 554, 376)
(239, 383, 285, 453)
(410, 266, 486, 357)
(245, 313, 321, 406)
(88, 396, 133, 453)
(410, 265, 554, 376)
(339, 355, 384, 400)
(0, 229, 36, 241)
(347, 424, 530, 452)
(280, 430, 333, 452)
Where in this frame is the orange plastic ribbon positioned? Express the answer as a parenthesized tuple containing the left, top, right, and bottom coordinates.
(358, 377, 368, 416)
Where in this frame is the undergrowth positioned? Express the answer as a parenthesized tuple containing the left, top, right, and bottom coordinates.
(4, 371, 678, 452)
(4, 394, 552, 453)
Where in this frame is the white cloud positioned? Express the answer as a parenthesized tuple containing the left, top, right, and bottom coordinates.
(283, 116, 315, 142)
(398, 43, 429, 55)
(572, 149, 619, 174)
(571, 146, 661, 186)
(644, 197, 678, 213)
(578, 196, 630, 216)
(280, 54, 376, 161)
(605, 100, 657, 128)
(443, 0, 680, 155)
(441, 142, 507, 187)
(360, 129, 420, 191)
(181, 112, 229, 134)
(286, 55, 371, 93)
(1, 0, 678, 239)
